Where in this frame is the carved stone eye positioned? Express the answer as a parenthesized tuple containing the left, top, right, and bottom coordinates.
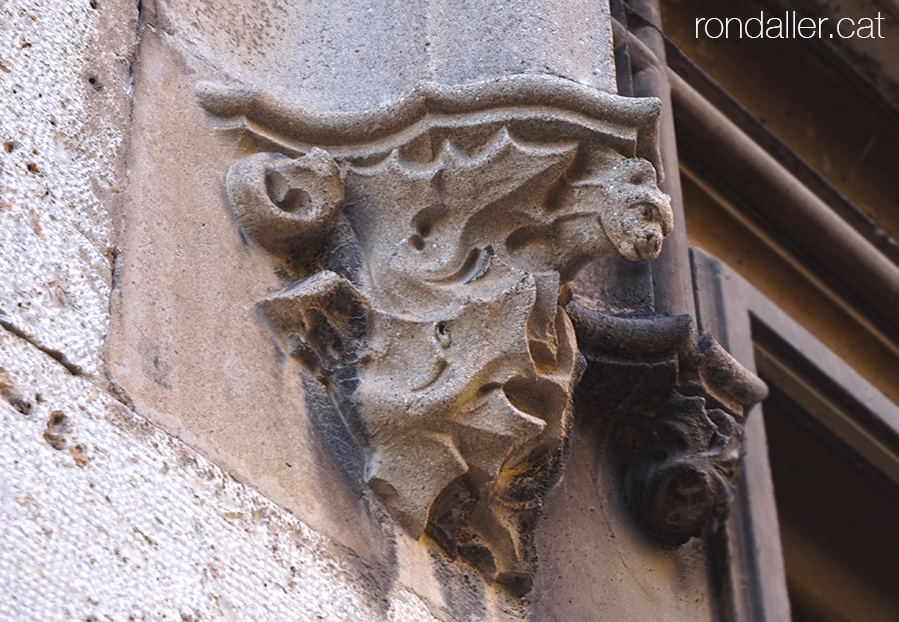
(435, 321, 452, 347)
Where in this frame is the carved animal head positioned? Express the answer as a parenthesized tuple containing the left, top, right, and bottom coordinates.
(595, 156, 673, 261)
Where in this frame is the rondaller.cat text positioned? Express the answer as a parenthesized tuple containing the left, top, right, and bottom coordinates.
(696, 11, 886, 39)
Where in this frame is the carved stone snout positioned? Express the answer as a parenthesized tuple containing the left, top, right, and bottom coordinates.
(545, 156, 673, 278)
(597, 157, 673, 261)
(568, 304, 767, 545)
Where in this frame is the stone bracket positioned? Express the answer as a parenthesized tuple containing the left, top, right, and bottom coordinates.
(199, 75, 676, 594)
(568, 303, 768, 545)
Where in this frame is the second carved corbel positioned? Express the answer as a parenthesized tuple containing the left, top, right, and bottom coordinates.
(568, 303, 768, 545)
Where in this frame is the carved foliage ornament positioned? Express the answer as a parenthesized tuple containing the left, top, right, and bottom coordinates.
(568, 306, 768, 546)
(198, 75, 673, 594)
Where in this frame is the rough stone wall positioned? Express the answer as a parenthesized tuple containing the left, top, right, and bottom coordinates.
(0, 2, 441, 619)
(0, 330, 437, 621)
(0, 0, 134, 377)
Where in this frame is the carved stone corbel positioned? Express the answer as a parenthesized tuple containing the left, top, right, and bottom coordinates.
(567, 304, 768, 545)
(198, 75, 674, 594)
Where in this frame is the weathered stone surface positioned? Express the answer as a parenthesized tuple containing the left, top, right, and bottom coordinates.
(530, 422, 719, 622)
(155, 0, 615, 115)
(0, 0, 138, 377)
(105, 2, 634, 603)
(108, 31, 399, 568)
(568, 305, 768, 545)
(426, 0, 616, 93)
(203, 70, 672, 593)
(0, 327, 441, 622)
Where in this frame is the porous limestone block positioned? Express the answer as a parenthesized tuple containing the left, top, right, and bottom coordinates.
(0, 327, 440, 622)
(0, 0, 137, 377)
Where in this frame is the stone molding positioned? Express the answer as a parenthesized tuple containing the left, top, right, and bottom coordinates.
(195, 75, 662, 167)
(198, 75, 674, 594)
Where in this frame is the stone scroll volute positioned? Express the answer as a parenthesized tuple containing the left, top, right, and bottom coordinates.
(197, 76, 676, 595)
